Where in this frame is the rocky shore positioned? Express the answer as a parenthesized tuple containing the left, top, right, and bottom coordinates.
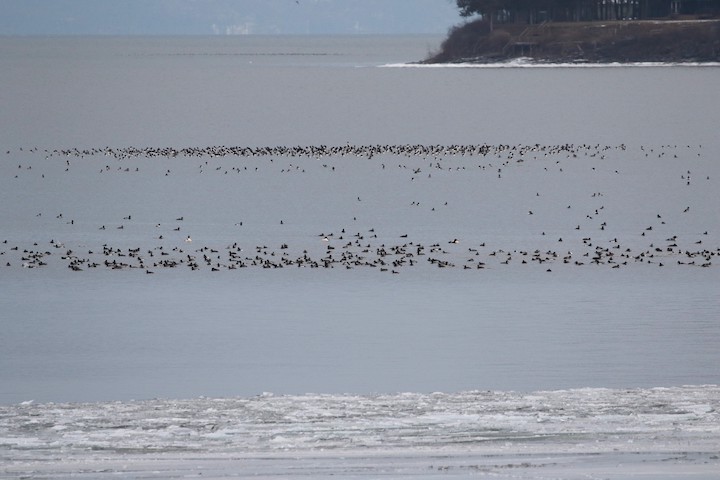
(425, 18, 720, 64)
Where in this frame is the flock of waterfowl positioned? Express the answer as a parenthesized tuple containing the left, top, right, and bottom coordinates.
(20, 142, 606, 161)
(2, 142, 717, 274)
(2, 225, 716, 274)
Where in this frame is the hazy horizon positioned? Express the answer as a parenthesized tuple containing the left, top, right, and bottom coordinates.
(0, 0, 462, 36)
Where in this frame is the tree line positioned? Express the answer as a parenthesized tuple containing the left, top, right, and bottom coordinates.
(456, 0, 720, 24)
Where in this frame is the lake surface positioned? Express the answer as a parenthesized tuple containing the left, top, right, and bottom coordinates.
(1, 35, 719, 405)
(1, 34, 719, 479)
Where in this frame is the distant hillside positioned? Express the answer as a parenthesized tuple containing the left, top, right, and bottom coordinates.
(424, 18, 720, 63)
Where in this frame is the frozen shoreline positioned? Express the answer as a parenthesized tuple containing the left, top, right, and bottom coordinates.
(384, 59, 720, 68)
(6, 450, 720, 479)
(3, 386, 719, 479)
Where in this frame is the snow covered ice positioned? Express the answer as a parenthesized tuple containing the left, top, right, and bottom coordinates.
(2, 386, 719, 478)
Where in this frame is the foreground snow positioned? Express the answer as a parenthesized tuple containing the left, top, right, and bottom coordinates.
(1, 386, 718, 478)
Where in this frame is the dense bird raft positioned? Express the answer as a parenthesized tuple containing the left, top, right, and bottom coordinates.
(39, 142, 592, 161)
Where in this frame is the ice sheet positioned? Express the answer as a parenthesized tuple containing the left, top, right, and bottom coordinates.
(2, 386, 719, 478)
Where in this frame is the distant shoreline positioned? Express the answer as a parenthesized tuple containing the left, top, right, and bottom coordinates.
(396, 59, 720, 68)
(424, 18, 720, 64)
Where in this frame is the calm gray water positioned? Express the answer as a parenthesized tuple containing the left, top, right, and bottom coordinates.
(1, 36, 719, 405)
